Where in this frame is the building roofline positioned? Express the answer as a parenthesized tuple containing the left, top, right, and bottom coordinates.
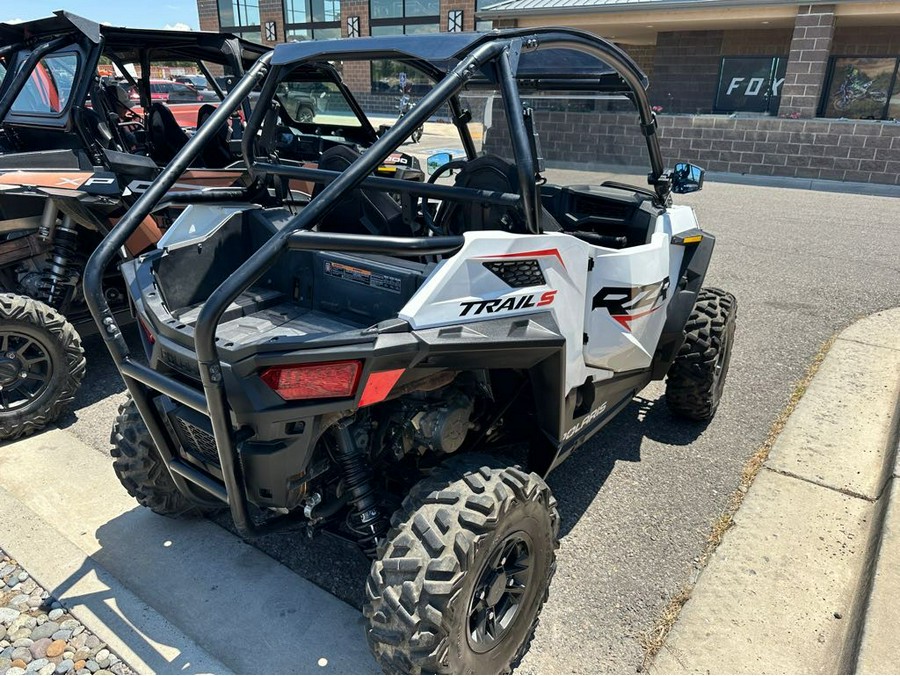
(478, 0, 869, 20)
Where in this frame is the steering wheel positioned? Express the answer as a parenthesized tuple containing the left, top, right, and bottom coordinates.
(420, 158, 469, 234)
(427, 158, 468, 185)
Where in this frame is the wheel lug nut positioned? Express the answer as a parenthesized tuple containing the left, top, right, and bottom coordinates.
(5, 352, 15, 359)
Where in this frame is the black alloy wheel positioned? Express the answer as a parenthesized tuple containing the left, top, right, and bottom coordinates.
(467, 532, 535, 653)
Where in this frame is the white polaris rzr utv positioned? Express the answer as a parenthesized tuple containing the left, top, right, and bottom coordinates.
(85, 28, 736, 674)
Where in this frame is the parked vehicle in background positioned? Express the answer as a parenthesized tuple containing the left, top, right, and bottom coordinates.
(128, 78, 211, 103)
(0, 12, 267, 439)
(85, 28, 736, 674)
(175, 74, 209, 89)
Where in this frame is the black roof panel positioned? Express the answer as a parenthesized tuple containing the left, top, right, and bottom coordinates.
(271, 32, 490, 66)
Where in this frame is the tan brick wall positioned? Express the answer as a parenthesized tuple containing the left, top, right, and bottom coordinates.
(260, 0, 284, 45)
(341, 0, 370, 37)
(338, 0, 370, 93)
(440, 0, 475, 32)
(778, 3, 836, 118)
(198, 0, 220, 32)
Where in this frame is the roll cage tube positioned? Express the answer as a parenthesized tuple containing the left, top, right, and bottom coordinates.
(528, 30, 666, 194)
(497, 39, 539, 235)
(84, 50, 273, 357)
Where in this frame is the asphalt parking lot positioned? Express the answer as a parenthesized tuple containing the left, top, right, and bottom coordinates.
(55, 129, 900, 674)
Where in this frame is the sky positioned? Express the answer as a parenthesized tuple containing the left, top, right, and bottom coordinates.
(0, 0, 200, 31)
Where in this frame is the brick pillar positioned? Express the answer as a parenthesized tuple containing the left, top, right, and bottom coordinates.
(198, 0, 220, 32)
(259, 0, 283, 45)
(341, 0, 370, 37)
(440, 0, 475, 32)
(778, 4, 835, 118)
(339, 0, 371, 94)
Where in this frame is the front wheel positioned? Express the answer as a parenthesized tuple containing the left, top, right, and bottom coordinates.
(0, 293, 85, 440)
(665, 287, 737, 421)
(365, 455, 559, 674)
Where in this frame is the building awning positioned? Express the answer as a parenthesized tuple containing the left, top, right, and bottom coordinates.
(479, 0, 875, 18)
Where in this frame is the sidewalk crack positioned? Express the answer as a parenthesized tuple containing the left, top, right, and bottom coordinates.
(762, 466, 881, 502)
(836, 336, 900, 353)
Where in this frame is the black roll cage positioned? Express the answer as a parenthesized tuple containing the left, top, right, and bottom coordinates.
(84, 28, 670, 538)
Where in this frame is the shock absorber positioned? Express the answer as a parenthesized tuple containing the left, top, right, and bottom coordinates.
(332, 419, 388, 557)
(37, 215, 81, 310)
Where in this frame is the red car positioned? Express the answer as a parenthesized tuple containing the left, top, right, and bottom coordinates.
(128, 78, 204, 103)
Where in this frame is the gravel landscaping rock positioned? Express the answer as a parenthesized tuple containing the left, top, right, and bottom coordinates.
(44, 641, 64, 659)
(0, 551, 132, 676)
(0, 610, 19, 625)
(30, 624, 57, 642)
(10, 647, 31, 664)
(29, 639, 51, 660)
(24, 658, 48, 674)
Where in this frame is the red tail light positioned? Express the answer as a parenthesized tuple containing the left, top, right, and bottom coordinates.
(260, 360, 362, 401)
(138, 316, 155, 344)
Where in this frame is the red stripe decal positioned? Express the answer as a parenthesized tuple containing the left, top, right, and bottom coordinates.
(611, 306, 661, 330)
(359, 368, 405, 407)
(476, 248, 566, 270)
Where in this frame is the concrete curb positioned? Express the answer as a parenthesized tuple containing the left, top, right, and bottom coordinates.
(0, 429, 380, 675)
(651, 308, 900, 674)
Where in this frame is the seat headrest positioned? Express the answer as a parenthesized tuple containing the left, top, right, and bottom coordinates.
(104, 84, 132, 110)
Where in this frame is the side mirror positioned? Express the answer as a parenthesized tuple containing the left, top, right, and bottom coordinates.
(426, 151, 452, 175)
(671, 162, 704, 194)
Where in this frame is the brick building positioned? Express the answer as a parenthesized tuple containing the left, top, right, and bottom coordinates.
(478, 0, 900, 121)
(198, 0, 900, 185)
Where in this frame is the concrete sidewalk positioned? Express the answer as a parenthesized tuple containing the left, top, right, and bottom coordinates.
(0, 430, 379, 675)
(652, 308, 900, 674)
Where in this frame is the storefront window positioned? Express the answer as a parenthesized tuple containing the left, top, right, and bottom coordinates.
(218, 0, 260, 30)
(283, 0, 342, 41)
(821, 56, 899, 120)
(369, 0, 439, 37)
(714, 56, 786, 114)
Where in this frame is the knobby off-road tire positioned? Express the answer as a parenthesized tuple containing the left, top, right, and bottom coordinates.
(665, 287, 737, 421)
(0, 293, 85, 441)
(111, 396, 204, 517)
(365, 455, 560, 674)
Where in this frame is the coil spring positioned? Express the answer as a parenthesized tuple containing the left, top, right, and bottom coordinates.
(37, 224, 81, 310)
(333, 422, 388, 557)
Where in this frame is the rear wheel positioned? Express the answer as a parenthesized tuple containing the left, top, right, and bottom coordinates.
(111, 396, 206, 517)
(365, 455, 559, 674)
(665, 287, 737, 421)
(0, 293, 85, 440)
